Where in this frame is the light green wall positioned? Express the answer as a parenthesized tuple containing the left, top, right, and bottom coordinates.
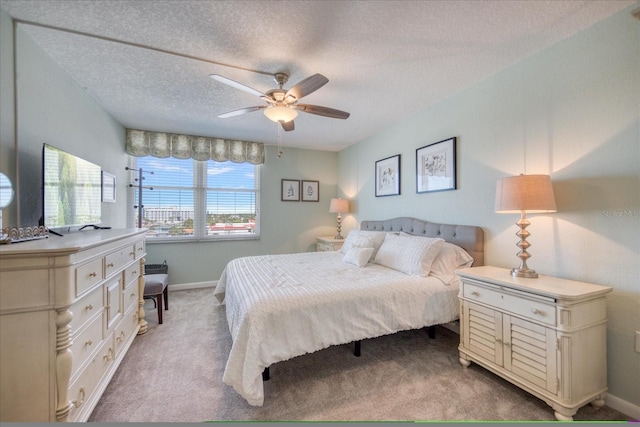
(145, 145, 338, 284)
(338, 5, 639, 408)
(0, 15, 128, 229)
(0, 10, 16, 227)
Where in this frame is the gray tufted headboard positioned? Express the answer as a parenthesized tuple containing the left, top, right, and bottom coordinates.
(360, 217, 484, 267)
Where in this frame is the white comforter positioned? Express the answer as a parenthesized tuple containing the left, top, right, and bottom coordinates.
(214, 251, 459, 406)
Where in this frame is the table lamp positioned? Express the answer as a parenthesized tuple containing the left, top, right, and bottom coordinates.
(495, 174, 557, 278)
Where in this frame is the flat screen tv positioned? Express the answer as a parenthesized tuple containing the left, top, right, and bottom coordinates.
(43, 143, 102, 229)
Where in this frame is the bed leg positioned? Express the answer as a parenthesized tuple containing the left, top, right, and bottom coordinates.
(262, 367, 270, 381)
(427, 325, 436, 339)
(354, 341, 361, 357)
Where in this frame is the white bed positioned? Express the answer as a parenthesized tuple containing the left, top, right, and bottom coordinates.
(214, 217, 484, 406)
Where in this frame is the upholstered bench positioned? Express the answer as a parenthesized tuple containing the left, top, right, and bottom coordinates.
(143, 273, 169, 324)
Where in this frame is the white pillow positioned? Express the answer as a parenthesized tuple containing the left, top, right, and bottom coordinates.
(342, 246, 375, 267)
(340, 229, 361, 254)
(340, 229, 388, 261)
(429, 242, 474, 285)
(374, 233, 444, 276)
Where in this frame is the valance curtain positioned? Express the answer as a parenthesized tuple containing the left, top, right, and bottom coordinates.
(125, 129, 265, 165)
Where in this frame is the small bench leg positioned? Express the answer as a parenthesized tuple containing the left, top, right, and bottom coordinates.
(354, 340, 361, 357)
(163, 286, 169, 310)
(157, 293, 163, 324)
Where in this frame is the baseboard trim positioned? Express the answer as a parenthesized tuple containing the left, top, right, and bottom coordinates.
(168, 281, 217, 292)
(606, 393, 639, 420)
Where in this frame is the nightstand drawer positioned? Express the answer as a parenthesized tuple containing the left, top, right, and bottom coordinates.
(464, 282, 556, 326)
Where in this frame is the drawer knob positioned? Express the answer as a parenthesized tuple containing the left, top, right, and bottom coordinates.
(532, 308, 543, 315)
(89, 272, 97, 278)
(495, 337, 502, 343)
(85, 339, 93, 346)
(129, 251, 135, 256)
(471, 291, 480, 297)
(131, 292, 136, 298)
(85, 304, 93, 311)
(107, 262, 115, 268)
(72, 387, 85, 408)
(131, 270, 138, 275)
(103, 347, 114, 362)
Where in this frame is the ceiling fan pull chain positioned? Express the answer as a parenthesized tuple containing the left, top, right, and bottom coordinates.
(276, 124, 283, 158)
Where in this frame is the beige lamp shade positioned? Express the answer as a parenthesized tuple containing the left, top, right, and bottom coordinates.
(495, 174, 557, 213)
(329, 198, 350, 213)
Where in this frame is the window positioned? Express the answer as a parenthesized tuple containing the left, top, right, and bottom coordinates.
(128, 156, 260, 241)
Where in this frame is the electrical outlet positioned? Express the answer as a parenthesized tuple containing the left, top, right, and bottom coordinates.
(636, 331, 640, 353)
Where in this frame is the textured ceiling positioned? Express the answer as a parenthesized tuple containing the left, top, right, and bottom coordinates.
(0, 0, 634, 151)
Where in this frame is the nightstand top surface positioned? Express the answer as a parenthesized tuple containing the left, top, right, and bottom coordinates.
(316, 236, 344, 243)
(456, 266, 612, 301)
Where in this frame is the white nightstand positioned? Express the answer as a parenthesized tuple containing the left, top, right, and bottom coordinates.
(316, 236, 344, 252)
(456, 266, 612, 421)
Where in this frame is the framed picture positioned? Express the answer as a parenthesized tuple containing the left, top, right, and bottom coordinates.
(416, 137, 456, 193)
(375, 154, 401, 197)
(101, 171, 116, 203)
(301, 180, 319, 202)
(281, 179, 300, 201)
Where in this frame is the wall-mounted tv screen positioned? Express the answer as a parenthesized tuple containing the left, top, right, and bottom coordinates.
(43, 143, 102, 229)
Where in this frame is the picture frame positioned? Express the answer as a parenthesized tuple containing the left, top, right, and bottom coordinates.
(101, 170, 116, 203)
(416, 137, 456, 193)
(301, 180, 319, 202)
(281, 179, 300, 201)
(375, 154, 401, 197)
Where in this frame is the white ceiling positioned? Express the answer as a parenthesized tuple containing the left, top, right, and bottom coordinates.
(1, 0, 634, 151)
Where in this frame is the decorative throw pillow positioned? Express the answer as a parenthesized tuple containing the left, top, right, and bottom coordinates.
(340, 229, 361, 254)
(429, 242, 474, 285)
(342, 246, 375, 267)
(374, 233, 444, 276)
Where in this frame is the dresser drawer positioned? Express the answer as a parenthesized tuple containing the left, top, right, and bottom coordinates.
(69, 285, 103, 332)
(134, 240, 145, 258)
(68, 338, 114, 422)
(463, 281, 556, 326)
(70, 314, 103, 379)
(75, 258, 103, 297)
(123, 276, 139, 314)
(123, 262, 140, 288)
(104, 246, 135, 278)
(115, 304, 139, 356)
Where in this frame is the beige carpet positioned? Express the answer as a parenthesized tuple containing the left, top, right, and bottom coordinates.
(88, 288, 631, 422)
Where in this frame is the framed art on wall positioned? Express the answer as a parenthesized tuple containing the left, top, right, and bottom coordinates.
(301, 180, 319, 202)
(375, 154, 401, 197)
(416, 137, 456, 193)
(281, 179, 300, 201)
(102, 171, 116, 203)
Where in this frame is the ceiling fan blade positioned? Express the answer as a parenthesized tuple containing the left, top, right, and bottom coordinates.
(295, 104, 350, 119)
(218, 106, 265, 118)
(210, 74, 264, 98)
(281, 120, 295, 132)
(285, 74, 329, 101)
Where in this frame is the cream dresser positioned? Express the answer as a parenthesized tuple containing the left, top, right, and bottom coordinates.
(456, 266, 612, 421)
(0, 228, 148, 422)
(316, 236, 344, 252)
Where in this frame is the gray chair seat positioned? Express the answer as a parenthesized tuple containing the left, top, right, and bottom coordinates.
(143, 273, 169, 324)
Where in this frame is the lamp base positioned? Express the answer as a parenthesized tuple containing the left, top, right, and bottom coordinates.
(333, 233, 344, 240)
(510, 267, 538, 279)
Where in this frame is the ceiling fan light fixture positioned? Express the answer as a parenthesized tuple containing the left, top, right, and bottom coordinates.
(264, 105, 298, 123)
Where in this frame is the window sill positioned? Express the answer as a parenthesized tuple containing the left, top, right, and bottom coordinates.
(145, 234, 260, 244)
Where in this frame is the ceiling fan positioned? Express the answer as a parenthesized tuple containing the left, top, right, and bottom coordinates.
(209, 72, 350, 131)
